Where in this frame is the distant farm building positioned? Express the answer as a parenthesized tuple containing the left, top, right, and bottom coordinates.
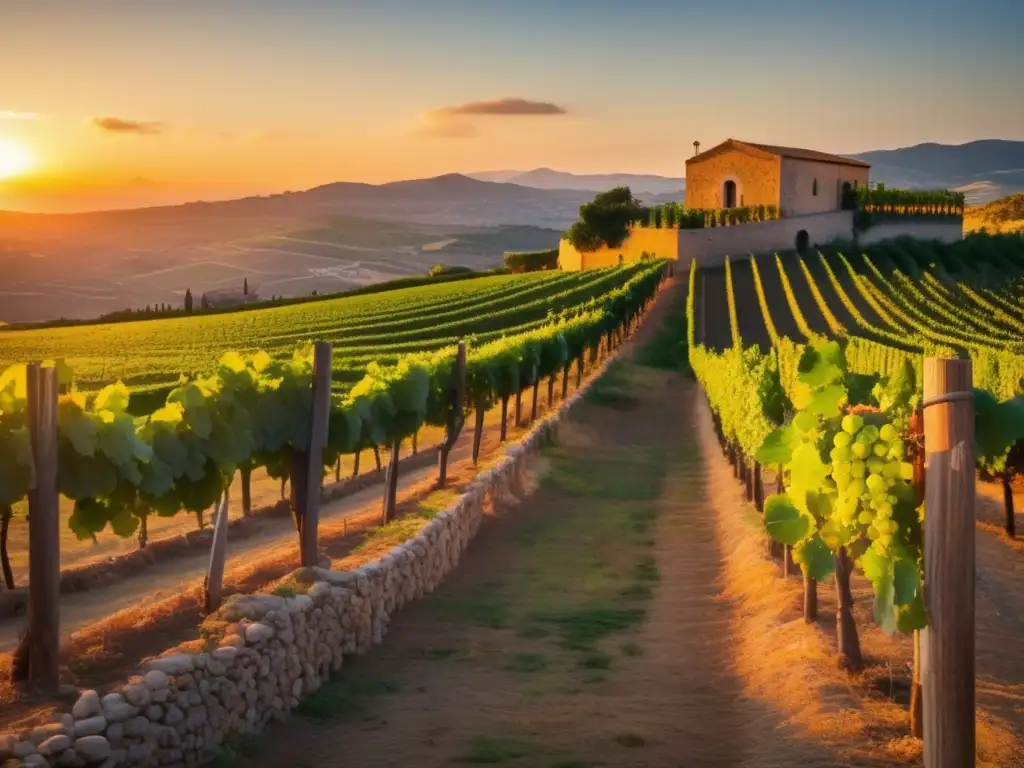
(200, 288, 261, 310)
(684, 139, 870, 216)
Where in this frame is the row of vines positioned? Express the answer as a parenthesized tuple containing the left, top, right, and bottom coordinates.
(0, 262, 669, 589)
(687, 252, 1024, 739)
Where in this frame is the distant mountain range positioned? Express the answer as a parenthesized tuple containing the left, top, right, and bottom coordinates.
(848, 140, 1024, 204)
(468, 167, 687, 195)
(472, 140, 1024, 205)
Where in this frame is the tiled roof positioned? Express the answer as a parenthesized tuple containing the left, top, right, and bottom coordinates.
(688, 139, 871, 168)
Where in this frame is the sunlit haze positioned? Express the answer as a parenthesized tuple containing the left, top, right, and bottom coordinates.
(1, 0, 1022, 212)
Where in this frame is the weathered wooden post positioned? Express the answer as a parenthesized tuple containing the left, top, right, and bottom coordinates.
(381, 438, 402, 524)
(438, 341, 466, 488)
(27, 363, 60, 692)
(204, 489, 230, 613)
(300, 342, 332, 567)
(921, 357, 975, 768)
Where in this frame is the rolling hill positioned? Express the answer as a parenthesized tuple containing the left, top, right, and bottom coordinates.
(849, 139, 1024, 204)
(469, 167, 687, 195)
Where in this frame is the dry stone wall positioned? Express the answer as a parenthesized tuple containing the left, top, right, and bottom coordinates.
(0, 349, 625, 768)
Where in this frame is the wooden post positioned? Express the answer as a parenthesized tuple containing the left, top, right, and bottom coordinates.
(515, 389, 522, 428)
(381, 439, 402, 524)
(240, 461, 252, 516)
(438, 341, 466, 488)
(1003, 472, 1015, 538)
(547, 375, 555, 408)
(300, 342, 332, 567)
(412, 430, 418, 455)
(921, 357, 975, 768)
(373, 445, 382, 471)
(753, 462, 764, 513)
(561, 365, 570, 400)
(204, 490, 230, 613)
(472, 406, 485, 465)
(500, 396, 510, 442)
(531, 380, 539, 422)
(351, 450, 360, 478)
(27, 363, 60, 692)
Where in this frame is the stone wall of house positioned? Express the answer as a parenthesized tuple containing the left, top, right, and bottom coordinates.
(0, 342, 628, 768)
(684, 149, 780, 210)
(779, 158, 869, 216)
(674, 211, 856, 268)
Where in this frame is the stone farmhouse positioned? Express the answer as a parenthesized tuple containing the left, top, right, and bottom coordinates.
(560, 137, 960, 270)
(684, 139, 871, 216)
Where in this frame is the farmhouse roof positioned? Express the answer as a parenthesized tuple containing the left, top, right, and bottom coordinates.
(687, 139, 871, 169)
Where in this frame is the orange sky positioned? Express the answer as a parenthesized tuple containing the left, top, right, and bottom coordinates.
(1, 1, 1021, 213)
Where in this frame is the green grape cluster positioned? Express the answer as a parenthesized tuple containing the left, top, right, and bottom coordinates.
(828, 413, 914, 555)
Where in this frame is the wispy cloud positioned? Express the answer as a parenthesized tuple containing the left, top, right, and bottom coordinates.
(430, 97, 568, 117)
(93, 116, 166, 135)
(0, 111, 40, 120)
(415, 97, 568, 139)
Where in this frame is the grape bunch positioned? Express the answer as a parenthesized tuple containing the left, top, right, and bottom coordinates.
(828, 413, 915, 555)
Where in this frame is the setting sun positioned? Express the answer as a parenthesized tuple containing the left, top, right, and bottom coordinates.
(0, 136, 35, 180)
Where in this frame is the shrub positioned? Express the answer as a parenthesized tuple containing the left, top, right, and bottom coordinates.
(566, 187, 645, 252)
(428, 264, 475, 277)
(503, 248, 559, 273)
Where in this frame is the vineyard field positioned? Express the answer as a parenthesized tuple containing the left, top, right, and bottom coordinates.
(0, 265, 647, 398)
(696, 234, 1024, 399)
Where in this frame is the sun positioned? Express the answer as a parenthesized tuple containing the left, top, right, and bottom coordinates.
(0, 137, 35, 180)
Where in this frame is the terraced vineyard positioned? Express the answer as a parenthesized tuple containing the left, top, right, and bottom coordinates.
(0, 265, 647, 401)
(694, 233, 1024, 399)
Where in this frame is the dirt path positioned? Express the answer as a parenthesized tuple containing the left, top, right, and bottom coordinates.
(238, 359, 888, 768)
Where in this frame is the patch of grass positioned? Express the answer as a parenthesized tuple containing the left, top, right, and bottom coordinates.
(507, 653, 548, 673)
(271, 583, 298, 598)
(583, 362, 639, 410)
(635, 295, 690, 374)
(411, 647, 465, 661)
(453, 736, 532, 764)
(613, 733, 646, 748)
(353, 516, 427, 553)
(620, 641, 643, 657)
(228, 733, 263, 758)
(618, 583, 652, 600)
(517, 624, 550, 640)
(580, 652, 612, 670)
(294, 676, 400, 720)
(530, 605, 645, 651)
(634, 557, 659, 583)
(435, 594, 509, 629)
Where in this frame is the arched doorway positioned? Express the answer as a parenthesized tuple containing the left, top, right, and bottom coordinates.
(723, 180, 737, 209)
(796, 230, 810, 253)
(841, 180, 854, 209)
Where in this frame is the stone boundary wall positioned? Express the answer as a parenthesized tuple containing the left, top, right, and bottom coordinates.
(857, 221, 963, 246)
(0, 345, 631, 768)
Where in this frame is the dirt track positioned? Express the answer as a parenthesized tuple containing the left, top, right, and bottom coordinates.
(240, 355, 911, 767)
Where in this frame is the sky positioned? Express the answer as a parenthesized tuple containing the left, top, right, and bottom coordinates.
(1, 0, 1022, 212)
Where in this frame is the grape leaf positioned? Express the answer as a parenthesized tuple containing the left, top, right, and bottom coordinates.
(893, 556, 919, 607)
(874, 572, 898, 635)
(808, 384, 847, 416)
(763, 493, 810, 546)
(798, 533, 835, 581)
(896, 594, 928, 633)
(95, 381, 131, 413)
(756, 426, 794, 465)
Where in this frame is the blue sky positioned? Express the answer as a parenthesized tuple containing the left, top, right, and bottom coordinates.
(0, 0, 1021, 208)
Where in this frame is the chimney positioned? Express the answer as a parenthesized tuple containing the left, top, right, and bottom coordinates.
(693, 140, 701, 156)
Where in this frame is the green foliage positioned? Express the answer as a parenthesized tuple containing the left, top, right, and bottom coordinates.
(853, 185, 965, 228)
(565, 187, 645, 252)
(428, 264, 475, 277)
(0, 261, 668, 543)
(503, 248, 559, 273)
